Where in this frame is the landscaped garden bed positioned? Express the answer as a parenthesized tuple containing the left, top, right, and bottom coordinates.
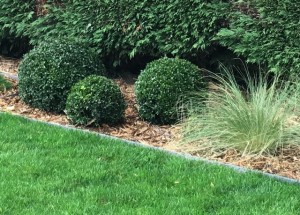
(0, 56, 176, 146)
(1, 1, 300, 213)
(1, 55, 300, 181)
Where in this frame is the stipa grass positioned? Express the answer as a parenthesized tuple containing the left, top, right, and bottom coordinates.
(181, 68, 300, 155)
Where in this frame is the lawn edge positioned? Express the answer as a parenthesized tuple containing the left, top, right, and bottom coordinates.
(1, 111, 300, 186)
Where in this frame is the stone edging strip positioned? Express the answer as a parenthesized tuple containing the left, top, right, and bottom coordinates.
(0, 71, 18, 81)
(2, 111, 300, 186)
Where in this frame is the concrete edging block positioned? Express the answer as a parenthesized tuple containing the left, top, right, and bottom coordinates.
(0, 71, 18, 81)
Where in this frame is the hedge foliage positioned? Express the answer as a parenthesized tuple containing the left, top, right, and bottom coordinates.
(65, 75, 126, 126)
(0, 0, 35, 56)
(18, 41, 106, 113)
(1, 0, 229, 67)
(1, 0, 299, 74)
(135, 58, 206, 125)
(216, 0, 300, 74)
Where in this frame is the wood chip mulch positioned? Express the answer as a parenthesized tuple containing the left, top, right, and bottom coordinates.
(1, 55, 300, 181)
(0, 80, 176, 147)
(0, 56, 20, 74)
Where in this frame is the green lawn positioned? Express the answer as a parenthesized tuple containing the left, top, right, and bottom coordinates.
(0, 113, 299, 214)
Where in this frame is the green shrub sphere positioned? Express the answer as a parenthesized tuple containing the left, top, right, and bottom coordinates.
(65, 75, 126, 126)
(18, 41, 106, 113)
(135, 57, 206, 125)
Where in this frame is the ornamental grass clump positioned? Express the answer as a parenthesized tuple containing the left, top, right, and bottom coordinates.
(181, 67, 300, 155)
(0, 75, 12, 92)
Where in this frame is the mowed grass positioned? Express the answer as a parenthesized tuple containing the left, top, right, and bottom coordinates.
(0, 113, 299, 214)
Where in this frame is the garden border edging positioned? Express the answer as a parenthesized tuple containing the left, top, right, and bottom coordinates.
(1, 111, 300, 186)
(0, 71, 18, 81)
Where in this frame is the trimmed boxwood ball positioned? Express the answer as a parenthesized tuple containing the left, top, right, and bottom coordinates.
(135, 57, 206, 125)
(18, 40, 106, 113)
(65, 75, 126, 126)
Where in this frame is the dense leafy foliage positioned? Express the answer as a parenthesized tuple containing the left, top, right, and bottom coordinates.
(0, 0, 35, 56)
(18, 41, 106, 113)
(0, 75, 12, 91)
(1, 0, 299, 74)
(217, 0, 300, 74)
(65, 75, 126, 126)
(135, 58, 206, 125)
(8, 0, 229, 68)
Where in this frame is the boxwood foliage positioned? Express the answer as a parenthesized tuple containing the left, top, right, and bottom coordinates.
(216, 0, 300, 74)
(65, 75, 126, 126)
(135, 58, 206, 125)
(18, 40, 106, 113)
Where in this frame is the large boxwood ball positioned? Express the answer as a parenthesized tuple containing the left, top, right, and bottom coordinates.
(135, 57, 206, 125)
(65, 75, 126, 126)
(18, 41, 106, 113)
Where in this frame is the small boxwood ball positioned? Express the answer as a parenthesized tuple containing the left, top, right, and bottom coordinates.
(65, 75, 126, 126)
(18, 40, 106, 113)
(135, 57, 206, 125)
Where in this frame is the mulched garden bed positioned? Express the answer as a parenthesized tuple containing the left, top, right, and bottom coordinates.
(1, 55, 299, 181)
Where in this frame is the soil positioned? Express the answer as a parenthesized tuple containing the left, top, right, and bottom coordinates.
(0, 55, 299, 181)
(0, 56, 19, 74)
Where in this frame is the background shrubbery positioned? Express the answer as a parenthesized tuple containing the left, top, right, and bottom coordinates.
(0, 0, 35, 56)
(30, 0, 229, 68)
(216, 0, 300, 74)
(0, 0, 229, 70)
(1, 0, 299, 73)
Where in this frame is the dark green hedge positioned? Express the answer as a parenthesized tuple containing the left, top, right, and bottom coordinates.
(0, 0, 35, 56)
(217, 0, 300, 74)
(22, 0, 230, 67)
(2, 0, 299, 74)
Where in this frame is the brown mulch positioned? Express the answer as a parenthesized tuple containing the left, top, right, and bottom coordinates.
(0, 80, 175, 147)
(0, 55, 300, 181)
(0, 56, 20, 74)
(165, 142, 300, 180)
